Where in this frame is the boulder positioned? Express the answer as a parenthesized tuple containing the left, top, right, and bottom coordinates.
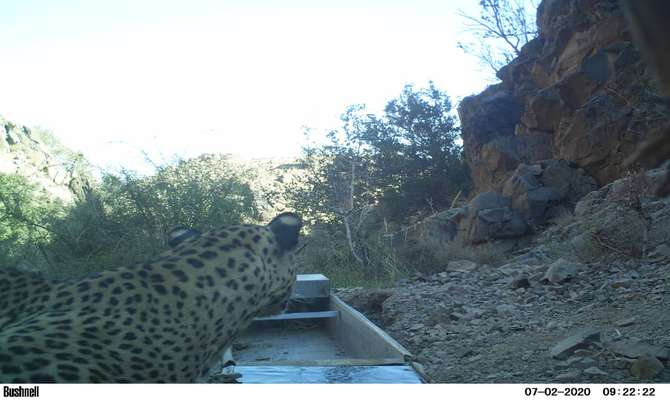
(502, 160, 598, 225)
(461, 192, 529, 244)
(423, 207, 467, 243)
(416, 159, 598, 251)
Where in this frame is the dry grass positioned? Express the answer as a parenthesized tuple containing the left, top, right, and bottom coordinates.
(296, 226, 408, 288)
(396, 237, 511, 275)
(537, 207, 646, 264)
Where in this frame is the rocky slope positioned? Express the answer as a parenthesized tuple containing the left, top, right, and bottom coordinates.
(337, 254, 669, 383)
(339, 169, 670, 382)
(0, 115, 91, 203)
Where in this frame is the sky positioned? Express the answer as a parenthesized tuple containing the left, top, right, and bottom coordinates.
(0, 0, 493, 173)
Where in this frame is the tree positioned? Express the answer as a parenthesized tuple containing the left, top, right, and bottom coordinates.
(288, 83, 471, 268)
(289, 120, 377, 267)
(364, 82, 470, 219)
(458, 0, 539, 75)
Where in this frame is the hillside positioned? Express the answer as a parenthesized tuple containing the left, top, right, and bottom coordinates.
(0, 115, 91, 203)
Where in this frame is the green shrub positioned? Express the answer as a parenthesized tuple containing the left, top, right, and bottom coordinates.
(0, 154, 263, 279)
(41, 154, 261, 278)
(0, 173, 64, 271)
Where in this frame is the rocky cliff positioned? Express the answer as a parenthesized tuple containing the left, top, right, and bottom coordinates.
(0, 115, 91, 203)
(458, 0, 667, 194)
(437, 0, 670, 248)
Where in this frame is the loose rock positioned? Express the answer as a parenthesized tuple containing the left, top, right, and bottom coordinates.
(556, 370, 581, 382)
(583, 367, 609, 376)
(496, 304, 516, 314)
(446, 260, 479, 272)
(511, 277, 531, 290)
(609, 341, 670, 361)
(543, 258, 583, 284)
(614, 317, 636, 327)
(550, 329, 601, 359)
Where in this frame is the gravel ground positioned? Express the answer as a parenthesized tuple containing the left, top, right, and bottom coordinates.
(336, 258, 670, 383)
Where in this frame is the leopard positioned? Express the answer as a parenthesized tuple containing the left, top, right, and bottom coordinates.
(0, 212, 302, 383)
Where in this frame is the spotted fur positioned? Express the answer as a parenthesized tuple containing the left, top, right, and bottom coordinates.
(0, 212, 302, 383)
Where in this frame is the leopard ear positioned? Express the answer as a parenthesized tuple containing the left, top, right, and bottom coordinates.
(267, 212, 302, 253)
(167, 226, 201, 248)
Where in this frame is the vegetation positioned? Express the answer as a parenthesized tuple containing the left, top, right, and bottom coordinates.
(288, 83, 471, 284)
(1, 83, 472, 286)
(0, 173, 62, 270)
(291, 83, 469, 224)
(0, 154, 260, 278)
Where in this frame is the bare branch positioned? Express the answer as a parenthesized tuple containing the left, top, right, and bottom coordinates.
(457, 0, 539, 76)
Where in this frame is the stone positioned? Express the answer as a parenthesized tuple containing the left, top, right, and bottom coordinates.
(550, 329, 601, 359)
(463, 306, 486, 319)
(539, 159, 598, 202)
(630, 356, 664, 380)
(498, 262, 530, 276)
(583, 367, 608, 376)
(458, 88, 524, 193)
(543, 258, 583, 284)
(471, 206, 528, 243)
(609, 341, 670, 361)
(499, 160, 598, 227)
(576, 357, 598, 369)
(468, 355, 483, 363)
(649, 243, 670, 261)
(568, 171, 670, 258)
(450, 312, 466, 321)
(416, 191, 534, 246)
(556, 370, 581, 382)
(614, 318, 636, 327)
(510, 277, 531, 290)
(557, 356, 597, 369)
(443, 191, 531, 245)
(610, 357, 636, 370)
(422, 207, 467, 243)
(495, 304, 516, 314)
(522, 87, 566, 132)
(581, 49, 610, 84)
(611, 279, 632, 289)
(446, 260, 479, 272)
(502, 165, 562, 224)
